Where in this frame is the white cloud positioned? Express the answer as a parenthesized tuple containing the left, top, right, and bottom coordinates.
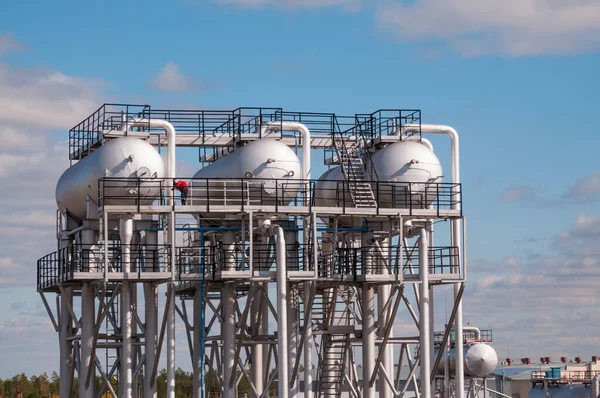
(0, 32, 26, 55)
(464, 213, 600, 360)
(498, 185, 537, 203)
(0, 63, 102, 129)
(376, 0, 600, 56)
(216, 0, 360, 10)
(148, 62, 198, 93)
(567, 170, 600, 201)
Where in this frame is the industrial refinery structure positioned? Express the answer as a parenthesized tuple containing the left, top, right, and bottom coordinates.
(36, 104, 498, 398)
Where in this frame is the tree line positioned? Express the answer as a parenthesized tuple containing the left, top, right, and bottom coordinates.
(0, 368, 229, 398)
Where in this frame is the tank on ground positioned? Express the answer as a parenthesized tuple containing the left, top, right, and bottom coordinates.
(434, 343, 498, 378)
(56, 137, 165, 219)
(190, 139, 303, 206)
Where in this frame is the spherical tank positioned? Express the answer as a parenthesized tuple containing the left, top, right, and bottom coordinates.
(434, 343, 498, 378)
(55, 137, 165, 219)
(366, 141, 443, 208)
(190, 139, 302, 206)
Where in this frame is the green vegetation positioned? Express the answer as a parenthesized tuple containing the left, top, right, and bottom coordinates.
(0, 367, 257, 397)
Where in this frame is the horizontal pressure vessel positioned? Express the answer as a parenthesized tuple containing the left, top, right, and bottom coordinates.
(434, 343, 498, 378)
(55, 137, 165, 219)
(314, 140, 443, 209)
(366, 140, 443, 208)
(190, 139, 302, 206)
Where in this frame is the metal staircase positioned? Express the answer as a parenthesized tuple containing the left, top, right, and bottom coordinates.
(311, 287, 356, 398)
(317, 335, 349, 397)
(333, 135, 377, 208)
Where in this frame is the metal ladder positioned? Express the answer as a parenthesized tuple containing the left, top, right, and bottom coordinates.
(313, 287, 354, 398)
(333, 136, 377, 208)
(317, 335, 349, 398)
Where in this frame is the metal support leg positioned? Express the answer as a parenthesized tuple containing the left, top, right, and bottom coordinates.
(419, 229, 431, 398)
(80, 282, 95, 398)
(362, 285, 375, 398)
(120, 217, 134, 398)
(303, 282, 313, 398)
(59, 288, 74, 397)
(144, 230, 158, 398)
(194, 283, 202, 398)
(223, 283, 236, 398)
(453, 217, 465, 398)
(251, 282, 265, 398)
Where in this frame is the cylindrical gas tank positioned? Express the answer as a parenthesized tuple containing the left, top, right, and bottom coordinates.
(434, 343, 498, 378)
(55, 137, 165, 219)
(367, 141, 443, 208)
(191, 139, 302, 206)
(313, 166, 351, 208)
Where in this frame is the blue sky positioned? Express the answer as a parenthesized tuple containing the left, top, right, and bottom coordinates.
(0, 0, 599, 377)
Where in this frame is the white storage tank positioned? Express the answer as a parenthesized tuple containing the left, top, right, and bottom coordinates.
(190, 139, 302, 206)
(56, 137, 165, 219)
(314, 140, 443, 209)
(367, 140, 443, 208)
(434, 343, 498, 378)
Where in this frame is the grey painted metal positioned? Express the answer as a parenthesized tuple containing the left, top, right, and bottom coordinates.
(56, 137, 165, 219)
(191, 139, 302, 206)
(223, 284, 236, 398)
(144, 230, 158, 398)
(120, 218, 134, 398)
(59, 287, 74, 398)
(434, 344, 498, 378)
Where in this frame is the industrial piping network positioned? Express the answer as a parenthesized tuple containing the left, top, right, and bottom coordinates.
(37, 105, 497, 398)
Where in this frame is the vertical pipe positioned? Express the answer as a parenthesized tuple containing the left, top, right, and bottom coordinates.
(80, 230, 95, 398)
(222, 231, 236, 271)
(167, 212, 176, 398)
(251, 284, 264, 398)
(377, 238, 392, 398)
(166, 286, 176, 398)
(59, 287, 74, 398)
(144, 231, 158, 398)
(303, 282, 313, 398)
(120, 217, 134, 398)
(288, 293, 299, 397)
(223, 283, 236, 398)
(273, 225, 289, 398)
(251, 237, 267, 397)
(419, 228, 431, 398)
(193, 284, 202, 398)
(362, 285, 376, 398)
(285, 230, 299, 397)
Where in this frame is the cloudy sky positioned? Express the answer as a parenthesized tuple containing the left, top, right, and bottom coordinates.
(1, 0, 600, 378)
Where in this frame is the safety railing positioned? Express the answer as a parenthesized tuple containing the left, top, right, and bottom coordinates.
(37, 243, 172, 290)
(318, 245, 460, 278)
(97, 177, 462, 216)
(434, 329, 493, 345)
(69, 103, 151, 161)
(176, 242, 314, 278)
(531, 369, 600, 385)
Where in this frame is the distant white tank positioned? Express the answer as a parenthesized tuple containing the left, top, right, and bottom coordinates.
(190, 139, 302, 206)
(56, 137, 165, 219)
(314, 141, 443, 209)
(434, 343, 498, 378)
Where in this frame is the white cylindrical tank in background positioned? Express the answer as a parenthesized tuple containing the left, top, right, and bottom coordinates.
(367, 140, 443, 208)
(190, 139, 302, 206)
(434, 343, 498, 378)
(56, 137, 165, 219)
